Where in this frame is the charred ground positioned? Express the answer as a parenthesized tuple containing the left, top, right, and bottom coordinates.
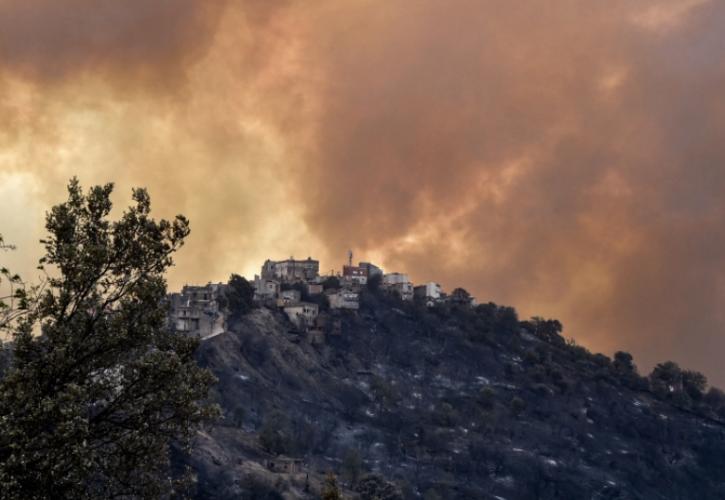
(188, 288, 725, 499)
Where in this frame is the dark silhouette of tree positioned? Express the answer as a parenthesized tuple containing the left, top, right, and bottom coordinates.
(366, 273, 382, 294)
(613, 351, 636, 375)
(682, 370, 707, 402)
(450, 287, 472, 306)
(225, 273, 255, 322)
(0, 179, 217, 499)
(322, 276, 341, 290)
(0, 235, 31, 331)
(321, 472, 343, 500)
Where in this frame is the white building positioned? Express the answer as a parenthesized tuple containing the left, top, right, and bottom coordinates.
(261, 257, 320, 283)
(342, 265, 367, 286)
(359, 262, 383, 278)
(283, 302, 319, 328)
(414, 282, 443, 306)
(167, 283, 227, 339)
(253, 276, 280, 302)
(382, 273, 414, 301)
(328, 290, 360, 310)
(276, 289, 301, 307)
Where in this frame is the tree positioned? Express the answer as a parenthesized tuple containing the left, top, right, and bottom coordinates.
(0, 235, 32, 332)
(321, 472, 343, 500)
(449, 287, 472, 307)
(225, 273, 255, 322)
(613, 351, 636, 375)
(650, 361, 682, 397)
(356, 473, 403, 500)
(682, 370, 707, 402)
(510, 396, 526, 417)
(527, 317, 563, 345)
(0, 179, 218, 499)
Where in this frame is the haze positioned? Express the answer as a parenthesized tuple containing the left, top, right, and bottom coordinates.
(1, 0, 725, 385)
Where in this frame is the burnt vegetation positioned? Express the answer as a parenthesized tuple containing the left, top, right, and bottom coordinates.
(190, 283, 725, 499)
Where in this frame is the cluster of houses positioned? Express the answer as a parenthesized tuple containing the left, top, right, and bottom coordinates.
(167, 253, 476, 340)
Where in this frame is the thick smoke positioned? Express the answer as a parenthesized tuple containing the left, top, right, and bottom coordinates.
(1, 0, 725, 384)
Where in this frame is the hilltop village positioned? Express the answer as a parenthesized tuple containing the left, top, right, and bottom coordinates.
(167, 254, 477, 340)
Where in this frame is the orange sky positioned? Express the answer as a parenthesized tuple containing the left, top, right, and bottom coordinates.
(2, 0, 725, 385)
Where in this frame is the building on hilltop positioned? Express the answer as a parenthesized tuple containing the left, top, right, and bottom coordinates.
(253, 277, 280, 303)
(342, 265, 368, 286)
(168, 283, 227, 339)
(382, 272, 414, 301)
(359, 261, 383, 278)
(283, 302, 319, 329)
(276, 289, 301, 307)
(414, 282, 443, 307)
(328, 289, 360, 310)
(261, 257, 319, 283)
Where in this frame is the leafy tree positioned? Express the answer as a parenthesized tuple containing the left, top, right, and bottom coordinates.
(510, 396, 526, 417)
(650, 361, 682, 397)
(526, 317, 563, 345)
(613, 351, 636, 375)
(321, 472, 343, 500)
(0, 235, 31, 331)
(704, 387, 725, 411)
(225, 273, 256, 322)
(449, 287, 472, 306)
(682, 370, 707, 401)
(0, 179, 217, 499)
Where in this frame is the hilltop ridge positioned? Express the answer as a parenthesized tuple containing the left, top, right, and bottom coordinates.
(183, 284, 725, 499)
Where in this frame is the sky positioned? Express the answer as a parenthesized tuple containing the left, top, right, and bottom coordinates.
(1, 0, 725, 384)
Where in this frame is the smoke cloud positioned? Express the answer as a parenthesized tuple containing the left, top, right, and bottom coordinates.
(1, 0, 725, 384)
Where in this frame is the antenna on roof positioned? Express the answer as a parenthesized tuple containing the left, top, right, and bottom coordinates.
(348, 249, 353, 267)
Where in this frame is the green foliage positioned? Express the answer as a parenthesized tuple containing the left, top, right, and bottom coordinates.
(0, 179, 218, 499)
(0, 234, 31, 332)
(321, 472, 343, 500)
(226, 273, 256, 322)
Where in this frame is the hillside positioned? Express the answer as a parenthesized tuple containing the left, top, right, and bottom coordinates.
(186, 290, 725, 500)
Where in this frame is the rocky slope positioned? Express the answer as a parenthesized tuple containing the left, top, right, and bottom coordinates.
(187, 291, 725, 499)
